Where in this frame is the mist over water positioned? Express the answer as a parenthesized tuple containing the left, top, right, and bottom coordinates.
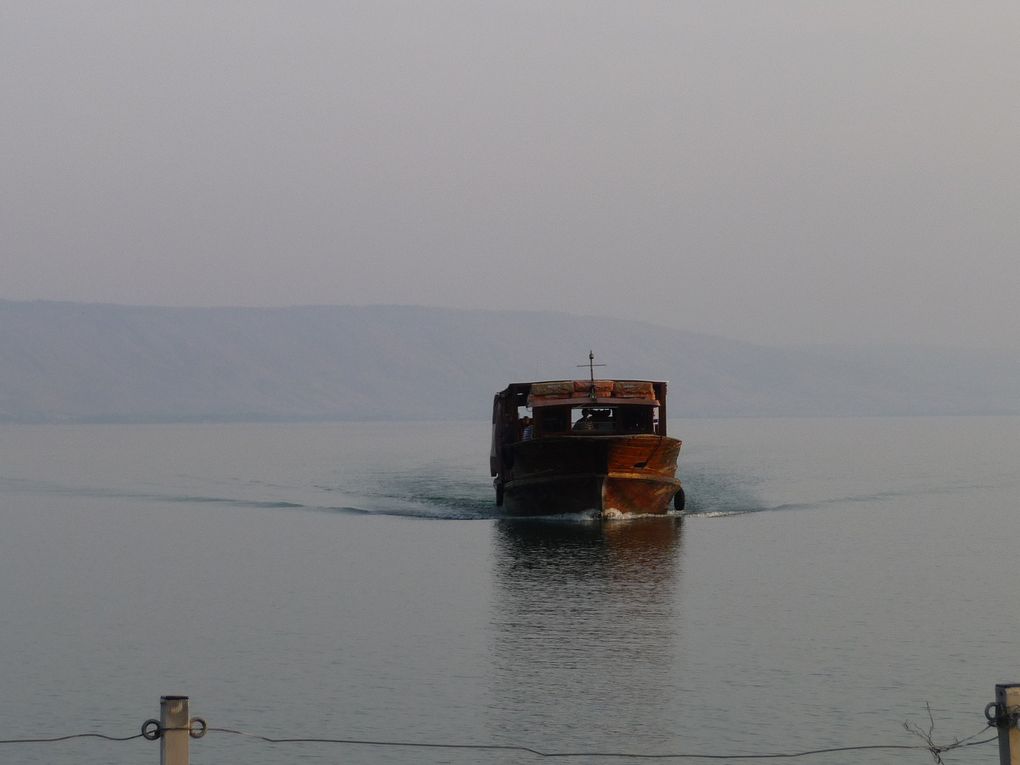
(1, 417, 1017, 764)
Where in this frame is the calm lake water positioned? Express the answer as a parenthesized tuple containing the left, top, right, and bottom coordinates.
(1, 417, 1018, 764)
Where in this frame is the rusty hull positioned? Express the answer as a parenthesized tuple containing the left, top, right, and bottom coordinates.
(500, 434, 682, 516)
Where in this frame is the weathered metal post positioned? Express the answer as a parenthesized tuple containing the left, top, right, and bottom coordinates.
(160, 695, 190, 765)
(997, 684, 1020, 765)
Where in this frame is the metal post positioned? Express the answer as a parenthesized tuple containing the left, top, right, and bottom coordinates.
(160, 695, 189, 765)
(997, 684, 1020, 765)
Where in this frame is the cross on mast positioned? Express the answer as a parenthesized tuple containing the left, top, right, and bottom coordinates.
(577, 350, 606, 400)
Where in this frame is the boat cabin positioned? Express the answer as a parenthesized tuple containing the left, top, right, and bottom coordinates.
(490, 379, 669, 476)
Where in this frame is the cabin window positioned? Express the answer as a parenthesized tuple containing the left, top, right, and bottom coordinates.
(535, 406, 570, 435)
(528, 404, 658, 437)
(570, 406, 656, 434)
(571, 407, 615, 432)
(620, 405, 655, 433)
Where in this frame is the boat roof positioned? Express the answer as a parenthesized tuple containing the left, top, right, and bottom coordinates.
(527, 396, 659, 408)
(501, 379, 667, 388)
(497, 379, 666, 408)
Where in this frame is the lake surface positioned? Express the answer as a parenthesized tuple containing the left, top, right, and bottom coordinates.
(1, 417, 1018, 764)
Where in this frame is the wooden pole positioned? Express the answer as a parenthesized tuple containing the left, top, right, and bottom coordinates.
(160, 695, 189, 765)
(997, 684, 1020, 765)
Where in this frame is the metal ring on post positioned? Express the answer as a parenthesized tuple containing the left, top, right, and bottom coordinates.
(189, 717, 208, 739)
(984, 701, 1020, 728)
(141, 719, 162, 740)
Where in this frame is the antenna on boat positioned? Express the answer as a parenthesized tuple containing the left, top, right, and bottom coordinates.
(577, 350, 606, 400)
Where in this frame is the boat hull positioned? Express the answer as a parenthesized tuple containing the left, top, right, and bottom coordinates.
(500, 435, 681, 517)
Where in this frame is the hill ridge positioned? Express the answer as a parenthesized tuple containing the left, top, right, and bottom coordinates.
(0, 301, 1016, 422)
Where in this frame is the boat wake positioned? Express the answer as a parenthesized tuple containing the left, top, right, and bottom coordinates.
(0, 474, 497, 519)
(9, 468, 960, 522)
(673, 465, 768, 517)
(680, 479, 982, 518)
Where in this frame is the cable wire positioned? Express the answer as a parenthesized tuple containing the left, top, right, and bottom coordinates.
(206, 723, 998, 760)
(0, 733, 144, 744)
(0, 722, 998, 760)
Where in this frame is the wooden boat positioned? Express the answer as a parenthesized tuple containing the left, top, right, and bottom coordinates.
(490, 362, 683, 517)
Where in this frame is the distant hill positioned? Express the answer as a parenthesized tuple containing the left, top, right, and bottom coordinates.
(0, 300, 1017, 422)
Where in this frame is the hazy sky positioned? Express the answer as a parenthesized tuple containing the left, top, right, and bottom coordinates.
(2, 2, 1018, 348)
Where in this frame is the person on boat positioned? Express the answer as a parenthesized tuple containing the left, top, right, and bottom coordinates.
(593, 408, 614, 432)
(573, 409, 595, 431)
(521, 417, 534, 441)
